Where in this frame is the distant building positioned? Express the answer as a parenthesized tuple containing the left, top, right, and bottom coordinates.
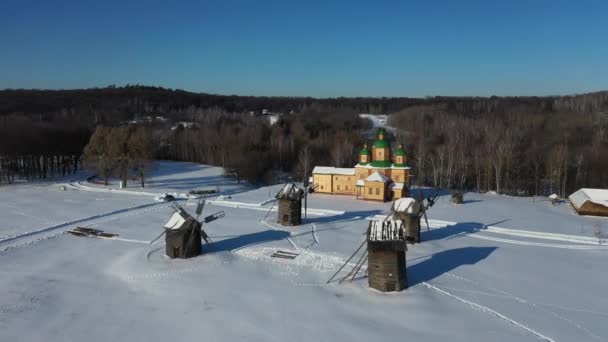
(569, 188, 608, 217)
(312, 128, 411, 202)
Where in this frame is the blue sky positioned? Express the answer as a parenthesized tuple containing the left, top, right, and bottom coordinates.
(1, 0, 607, 97)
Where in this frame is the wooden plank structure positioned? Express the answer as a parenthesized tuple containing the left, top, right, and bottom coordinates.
(569, 188, 608, 217)
(367, 220, 408, 292)
(164, 209, 203, 258)
(275, 183, 305, 226)
(391, 198, 422, 244)
(451, 191, 464, 204)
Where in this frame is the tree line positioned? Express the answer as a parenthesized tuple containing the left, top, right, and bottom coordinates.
(1, 86, 607, 197)
(0, 116, 90, 184)
(388, 96, 608, 197)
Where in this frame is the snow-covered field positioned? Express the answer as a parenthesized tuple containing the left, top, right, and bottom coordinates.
(1, 161, 607, 342)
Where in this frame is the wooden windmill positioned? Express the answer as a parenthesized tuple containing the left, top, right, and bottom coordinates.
(327, 220, 408, 292)
(275, 183, 305, 226)
(150, 199, 225, 259)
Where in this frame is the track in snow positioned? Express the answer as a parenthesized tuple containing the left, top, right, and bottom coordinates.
(0, 201, 170, 252)
(422, 282, 557, 342)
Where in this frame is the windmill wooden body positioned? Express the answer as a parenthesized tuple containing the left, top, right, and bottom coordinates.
(275, 183, 305, 226)
(164, 208, 204, 258)
(367, 220, 408, 292)
(391, 197, 422, 243)
(152, 200, 224, 259)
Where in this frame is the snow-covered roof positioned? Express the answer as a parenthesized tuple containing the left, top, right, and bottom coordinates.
(275, 183, 304, 200)
(368, 220, 404, 241)
(391, 197, 421, 215)
(164, 211, 188, 230)
(312, 166, 356, 175)
(391, 182, 405, 190)
(356, 179, 365, 187)
(569, 188, 608, 209)
(365, 172, 390, 183)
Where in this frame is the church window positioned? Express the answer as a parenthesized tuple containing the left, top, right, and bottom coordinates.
(376, 188, 380, 195)
(368, 187, 372, 195)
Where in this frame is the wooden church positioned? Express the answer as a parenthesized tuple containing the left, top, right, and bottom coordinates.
(312, 128, 411, 202)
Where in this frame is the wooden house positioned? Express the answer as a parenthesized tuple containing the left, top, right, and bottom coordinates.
(367, 220, 408, 292)
(275, 183, 305, 225)
(362, 172, 391, 202)
(164, 209, 202, 258)
(569, 188, 608, 217)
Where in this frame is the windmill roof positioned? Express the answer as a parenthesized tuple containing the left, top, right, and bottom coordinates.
(368, 220, 404, 241)
(365, 172, 390, 182)
(164, 211, 190, 230)
(391, 197, 421, 214)
(275, 183, 304, 200)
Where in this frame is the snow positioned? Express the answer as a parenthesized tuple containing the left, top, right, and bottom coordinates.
(164, 211, 188, 230)
(392, 197, 420, 214)
(391, 182, 405, 189)
(312, 166, 356, 175)
(569, 188, 608, 208)
(1, 161, 608, 342)
(369, 220, 403, 241)
(365, 171, 390, 182)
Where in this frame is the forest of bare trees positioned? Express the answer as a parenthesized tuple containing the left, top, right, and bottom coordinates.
(0, 116, 90, 184)
(388, 95, 608, 197)
(1, 86, 607, 197)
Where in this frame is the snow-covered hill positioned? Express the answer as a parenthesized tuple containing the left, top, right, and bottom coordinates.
(1, 161, 606, 342)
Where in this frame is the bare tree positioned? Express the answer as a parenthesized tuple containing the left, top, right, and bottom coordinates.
(594, 223, 606, 246)
(297, 146, 313, 184)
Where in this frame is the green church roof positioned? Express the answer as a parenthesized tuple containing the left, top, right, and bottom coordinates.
(394, 144, 407, 156)
(359, 147, 371, 155)
(370, 160, 391, 168)
(372, 140, 390, 148)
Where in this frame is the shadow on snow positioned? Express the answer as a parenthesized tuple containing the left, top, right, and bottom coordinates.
(205, 229, 290, 253)
(421, 220, 509, 242)
(407, 246, 498, 286)
(303, 210, 384, 225)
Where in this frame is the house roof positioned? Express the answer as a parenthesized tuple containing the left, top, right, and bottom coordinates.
(390, 182, 405, 190)
(365, 171, 390, 182)
(312, 166, 356, 176)
(368, 220, 404, 241)
(569, 188, 608, 209)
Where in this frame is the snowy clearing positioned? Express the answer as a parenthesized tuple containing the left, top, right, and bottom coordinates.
(1, 161, 607, 342)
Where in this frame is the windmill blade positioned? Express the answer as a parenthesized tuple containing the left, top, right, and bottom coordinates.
(195, 199, 206, 219)
(200, 226, 212, 243)
(149, 230, 166, 244)
(204, 211, 225, 223)
(423, 209, 430, 231)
